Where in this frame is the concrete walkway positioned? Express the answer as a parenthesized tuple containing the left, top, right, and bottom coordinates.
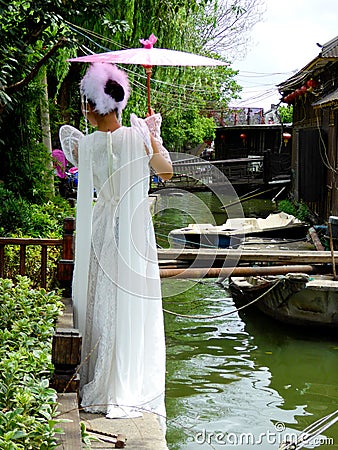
(80, 411, 169, 449)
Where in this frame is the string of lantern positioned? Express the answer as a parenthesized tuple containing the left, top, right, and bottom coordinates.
(282, 78, 319, 104)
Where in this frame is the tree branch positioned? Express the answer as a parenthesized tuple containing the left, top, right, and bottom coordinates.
(6, 38, 68, 95)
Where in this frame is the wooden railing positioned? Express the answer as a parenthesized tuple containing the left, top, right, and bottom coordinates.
(0, 218, 80, 398)
(170, 156, 264, 185)
(0, 217, 75, 291)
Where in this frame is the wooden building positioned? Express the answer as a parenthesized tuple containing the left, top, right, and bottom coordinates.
(214, 124, 292, 160)
(213, 124, 292, 185)
(278, 35, 338, 221)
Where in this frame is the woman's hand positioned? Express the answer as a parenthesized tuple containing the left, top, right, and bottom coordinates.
(146, 107, 155, 117)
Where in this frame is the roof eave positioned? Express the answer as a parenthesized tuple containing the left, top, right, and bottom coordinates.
(277, 57, 336, 93)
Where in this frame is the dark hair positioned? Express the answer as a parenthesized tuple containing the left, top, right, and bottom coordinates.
(104, 79, 125, 102)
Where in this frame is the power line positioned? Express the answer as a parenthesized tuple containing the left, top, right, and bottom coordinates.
(66, 19, 282, 111)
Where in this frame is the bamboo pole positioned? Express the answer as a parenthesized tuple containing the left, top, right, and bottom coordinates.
(160, 264, 321, 279)
(157, 248, 338, 265)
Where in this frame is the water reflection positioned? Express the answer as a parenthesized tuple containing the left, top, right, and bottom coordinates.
(242, 308, 338, 427)
(155, 192, 338, 450)
(163, 279, 338, 450)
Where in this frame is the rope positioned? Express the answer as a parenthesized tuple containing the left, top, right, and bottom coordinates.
(279, 409, 338, 450)
(163, 278, 282, 319)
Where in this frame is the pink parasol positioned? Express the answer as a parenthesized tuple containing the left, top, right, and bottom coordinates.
(68, 34, 227, 113)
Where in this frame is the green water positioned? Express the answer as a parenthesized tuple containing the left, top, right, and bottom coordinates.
(154, 191, 338, 450)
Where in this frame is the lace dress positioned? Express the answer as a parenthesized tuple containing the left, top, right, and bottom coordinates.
(61, 122, 166, 420)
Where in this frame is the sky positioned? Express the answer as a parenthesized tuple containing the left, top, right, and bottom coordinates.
(230, 0, 338, 112)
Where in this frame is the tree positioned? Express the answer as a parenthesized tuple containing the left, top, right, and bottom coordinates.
(278, 105, 293, 124)
(0, 0, 116, 107)
(0, 0, 263, 200)
(193, 0, 266, 61)
(0, 0, 116, 200)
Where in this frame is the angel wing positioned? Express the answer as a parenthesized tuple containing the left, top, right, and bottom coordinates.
(59, 125, 84, 167)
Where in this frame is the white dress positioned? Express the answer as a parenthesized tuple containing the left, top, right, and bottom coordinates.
(62, 122, 166, 421)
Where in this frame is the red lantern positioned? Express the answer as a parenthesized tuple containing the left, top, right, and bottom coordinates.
(300, 85, 307, 94)
(240, 133, 247, 147)
(283, 132, 291, 146)
(283, 94, 295, 104)
(306, 79, 318, 90)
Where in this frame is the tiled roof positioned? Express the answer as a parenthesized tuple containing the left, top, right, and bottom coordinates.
(312, 88, 338, 108)
(320, 35, 338, 58)
(278, 35, 338, 92)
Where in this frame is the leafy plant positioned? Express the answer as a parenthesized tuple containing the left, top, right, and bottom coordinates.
(0, 186, 31, 235)
(0, 189, 74, 289)
(0, 187, 74, 238)
(0, 277, 64, 449)
(278, 199, 311, 223)
(81, 421, 100, 448)
(278, 105, 293, 124)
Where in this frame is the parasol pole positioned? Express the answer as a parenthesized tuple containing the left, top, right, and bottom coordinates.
(143, 65, 153, 115)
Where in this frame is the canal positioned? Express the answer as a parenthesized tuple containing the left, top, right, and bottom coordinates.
(153, 191, 338, 450)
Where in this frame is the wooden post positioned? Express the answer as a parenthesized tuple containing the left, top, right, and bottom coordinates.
(19, 245, 26, 275)
(263, 149, 271, 183)
(328, 221, 337, 280)
(51, 326, 82, 393)
(51, 217, 82, 393)
(57, 217, 75, 297)
(308, 226, 325, 251)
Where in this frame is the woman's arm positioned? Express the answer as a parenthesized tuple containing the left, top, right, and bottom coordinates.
(149, 135, 173, 181)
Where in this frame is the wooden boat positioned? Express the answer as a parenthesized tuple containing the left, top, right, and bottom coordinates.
(229, 273, 338, 329)
(168, 212, 308, 249)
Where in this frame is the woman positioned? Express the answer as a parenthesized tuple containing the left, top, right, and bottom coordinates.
(60, 62, 172, 421)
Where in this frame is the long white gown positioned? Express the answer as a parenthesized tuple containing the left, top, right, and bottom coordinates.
(61, 123, 166, 421)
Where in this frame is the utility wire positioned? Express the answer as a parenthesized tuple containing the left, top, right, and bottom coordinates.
(65, 18, 286, 110)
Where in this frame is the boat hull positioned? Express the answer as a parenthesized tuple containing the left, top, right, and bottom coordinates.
(229, 274, 338, 329)
(168, 212, 308, 249)
(168, 224, 308, 249)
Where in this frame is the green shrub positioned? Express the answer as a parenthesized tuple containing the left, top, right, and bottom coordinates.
(278, 199, 311, 223)
(0, 186, 75, 238)
(0, 187, 31, 236)
(0, 189, 75, 289)
(0, 277, 64, 449)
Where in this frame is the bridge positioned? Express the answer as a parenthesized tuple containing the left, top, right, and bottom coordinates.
(152, 153, 290, 192)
